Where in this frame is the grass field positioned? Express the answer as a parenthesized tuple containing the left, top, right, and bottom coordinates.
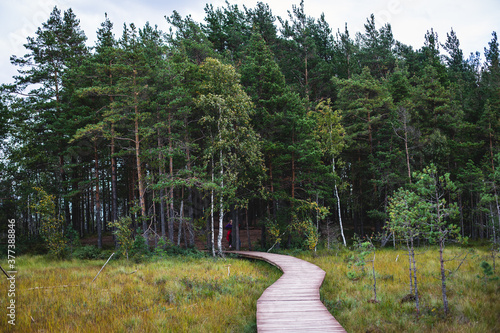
(1, 244, 498, 332)
(294, 244, 500, 333)
(0, 254, 281, 332)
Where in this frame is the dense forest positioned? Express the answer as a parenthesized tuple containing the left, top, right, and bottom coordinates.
(1, 1, 499, 255)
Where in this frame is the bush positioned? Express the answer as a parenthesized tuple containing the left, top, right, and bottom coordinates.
(31, 187, 68, 258)
(129, 229, 150, 262)
(152, 237, 206, 259)
(72, 245, 102, 260)
(108, 216, 134, 259)
(15, 235, 48, 256)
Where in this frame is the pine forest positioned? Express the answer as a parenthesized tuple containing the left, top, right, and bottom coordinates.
(1, 1, 500, 256)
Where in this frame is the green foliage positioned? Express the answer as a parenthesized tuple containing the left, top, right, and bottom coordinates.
(347, 235, 374, 280)
(153, 237, 170, 256)
(387, 188, 425, 240)
(412, 164, 460, 242)
(2, 2, 500, 253)
(265, 218, 286, 252)
(292, 199, 328, 250)
(130, 228, 150, 260)
(65, 225, 80, 250)
(477, 261, 499, 283)
(31, 187, 68, 258)
(108, 217, 134, 260)
(72, 245, 103, 260)
(310, 99, 345, 157)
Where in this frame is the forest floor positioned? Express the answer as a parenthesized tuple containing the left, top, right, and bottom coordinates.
(80, 226, 264, 251)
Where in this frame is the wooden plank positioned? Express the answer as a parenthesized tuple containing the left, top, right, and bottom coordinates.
(229, 251, 346, 332)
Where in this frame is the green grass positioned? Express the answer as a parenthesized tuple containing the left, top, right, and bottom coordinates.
(0, 254, 281, 332)
(293, 245, 500, 333)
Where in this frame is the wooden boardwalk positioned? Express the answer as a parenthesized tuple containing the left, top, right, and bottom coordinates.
(230, 251, 346, 333)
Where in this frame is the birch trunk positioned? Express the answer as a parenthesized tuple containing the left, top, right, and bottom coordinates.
(217, 148, 224, 254)
(333, 156, 346, 246)
(211, 160, 215, 257)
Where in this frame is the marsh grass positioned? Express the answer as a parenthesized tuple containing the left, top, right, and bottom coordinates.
(2, 245, 498, 332)
(294, 245, 500, 333)
(0, 254, 280, 332)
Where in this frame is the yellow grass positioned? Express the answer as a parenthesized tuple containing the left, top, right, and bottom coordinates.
(2, 245, 498, 332)
(294, 245, 500, 333)
(0, 255, 281, 332)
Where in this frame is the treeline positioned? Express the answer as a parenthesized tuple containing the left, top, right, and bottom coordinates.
(1, 2, 499, 253)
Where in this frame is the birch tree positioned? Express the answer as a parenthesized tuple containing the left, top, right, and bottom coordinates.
(310, 99, 346, 245)
(196, 58, 263, 255)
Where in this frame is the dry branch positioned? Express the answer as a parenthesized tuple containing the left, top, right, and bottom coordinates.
(92, 252, 115, 282)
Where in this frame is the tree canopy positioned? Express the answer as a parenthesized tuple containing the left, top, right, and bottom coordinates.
(1, 3, 499, 253)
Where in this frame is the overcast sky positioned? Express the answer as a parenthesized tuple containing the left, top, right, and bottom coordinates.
(1, 0, 499, 85)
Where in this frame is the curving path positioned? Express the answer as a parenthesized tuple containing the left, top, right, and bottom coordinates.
(230, 251, 346, 333)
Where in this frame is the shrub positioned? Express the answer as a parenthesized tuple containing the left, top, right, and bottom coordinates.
(130, 229, 150, 261)
(108, 216, 134, 259)
(31, 187, 68, 258)
(72, 245, 102, 260)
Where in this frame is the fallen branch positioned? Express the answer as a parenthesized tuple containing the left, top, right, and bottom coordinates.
(92, 252, 115, 282)
(27, 284, 82, 291)
(0, 264, 12, 279)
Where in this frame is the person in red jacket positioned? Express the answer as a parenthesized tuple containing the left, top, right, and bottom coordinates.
(225, 219, 233, 248)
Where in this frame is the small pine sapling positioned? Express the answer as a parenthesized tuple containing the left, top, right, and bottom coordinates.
(365, 237, 379, 303)
(387, 187, 424, 315)
(477, 261, 499, 283)
(108, 217, 134, 260)
(413, 164, 460, 316)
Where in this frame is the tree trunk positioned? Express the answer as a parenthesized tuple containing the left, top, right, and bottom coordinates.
(168, 110, 175, 243)
(184, 123, 195, 247)
(94, 142, 102, 249)
(411, 238, 420, 316)
(157, 114, 166, 240)
(246, 208, 252, 250)
(371, 252, 377, 302)
(217, 148, 224, 254)
(333, 156, 347, 246)
(71, 156, 81, 237)
(211, 160, 216, 257)
(490, 204, 496, 244)
(178, 196, 184, 246)
(187, 187, 195, 247)
(407, 239, 413, 294)
(134, 87, 147, 245)
(401, 109, 412, 184)
(439, 236, 449, 315)
(234, 209, 240, 250)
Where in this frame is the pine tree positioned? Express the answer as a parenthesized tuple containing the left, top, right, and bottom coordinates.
(356, 14, 396, 78)
(6, 6, 88, 230)
(335, 67, 393, 232)
(413, 164, 460, 316)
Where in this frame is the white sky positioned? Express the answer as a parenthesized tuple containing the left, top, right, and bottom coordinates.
(1, 0, 499, 85)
